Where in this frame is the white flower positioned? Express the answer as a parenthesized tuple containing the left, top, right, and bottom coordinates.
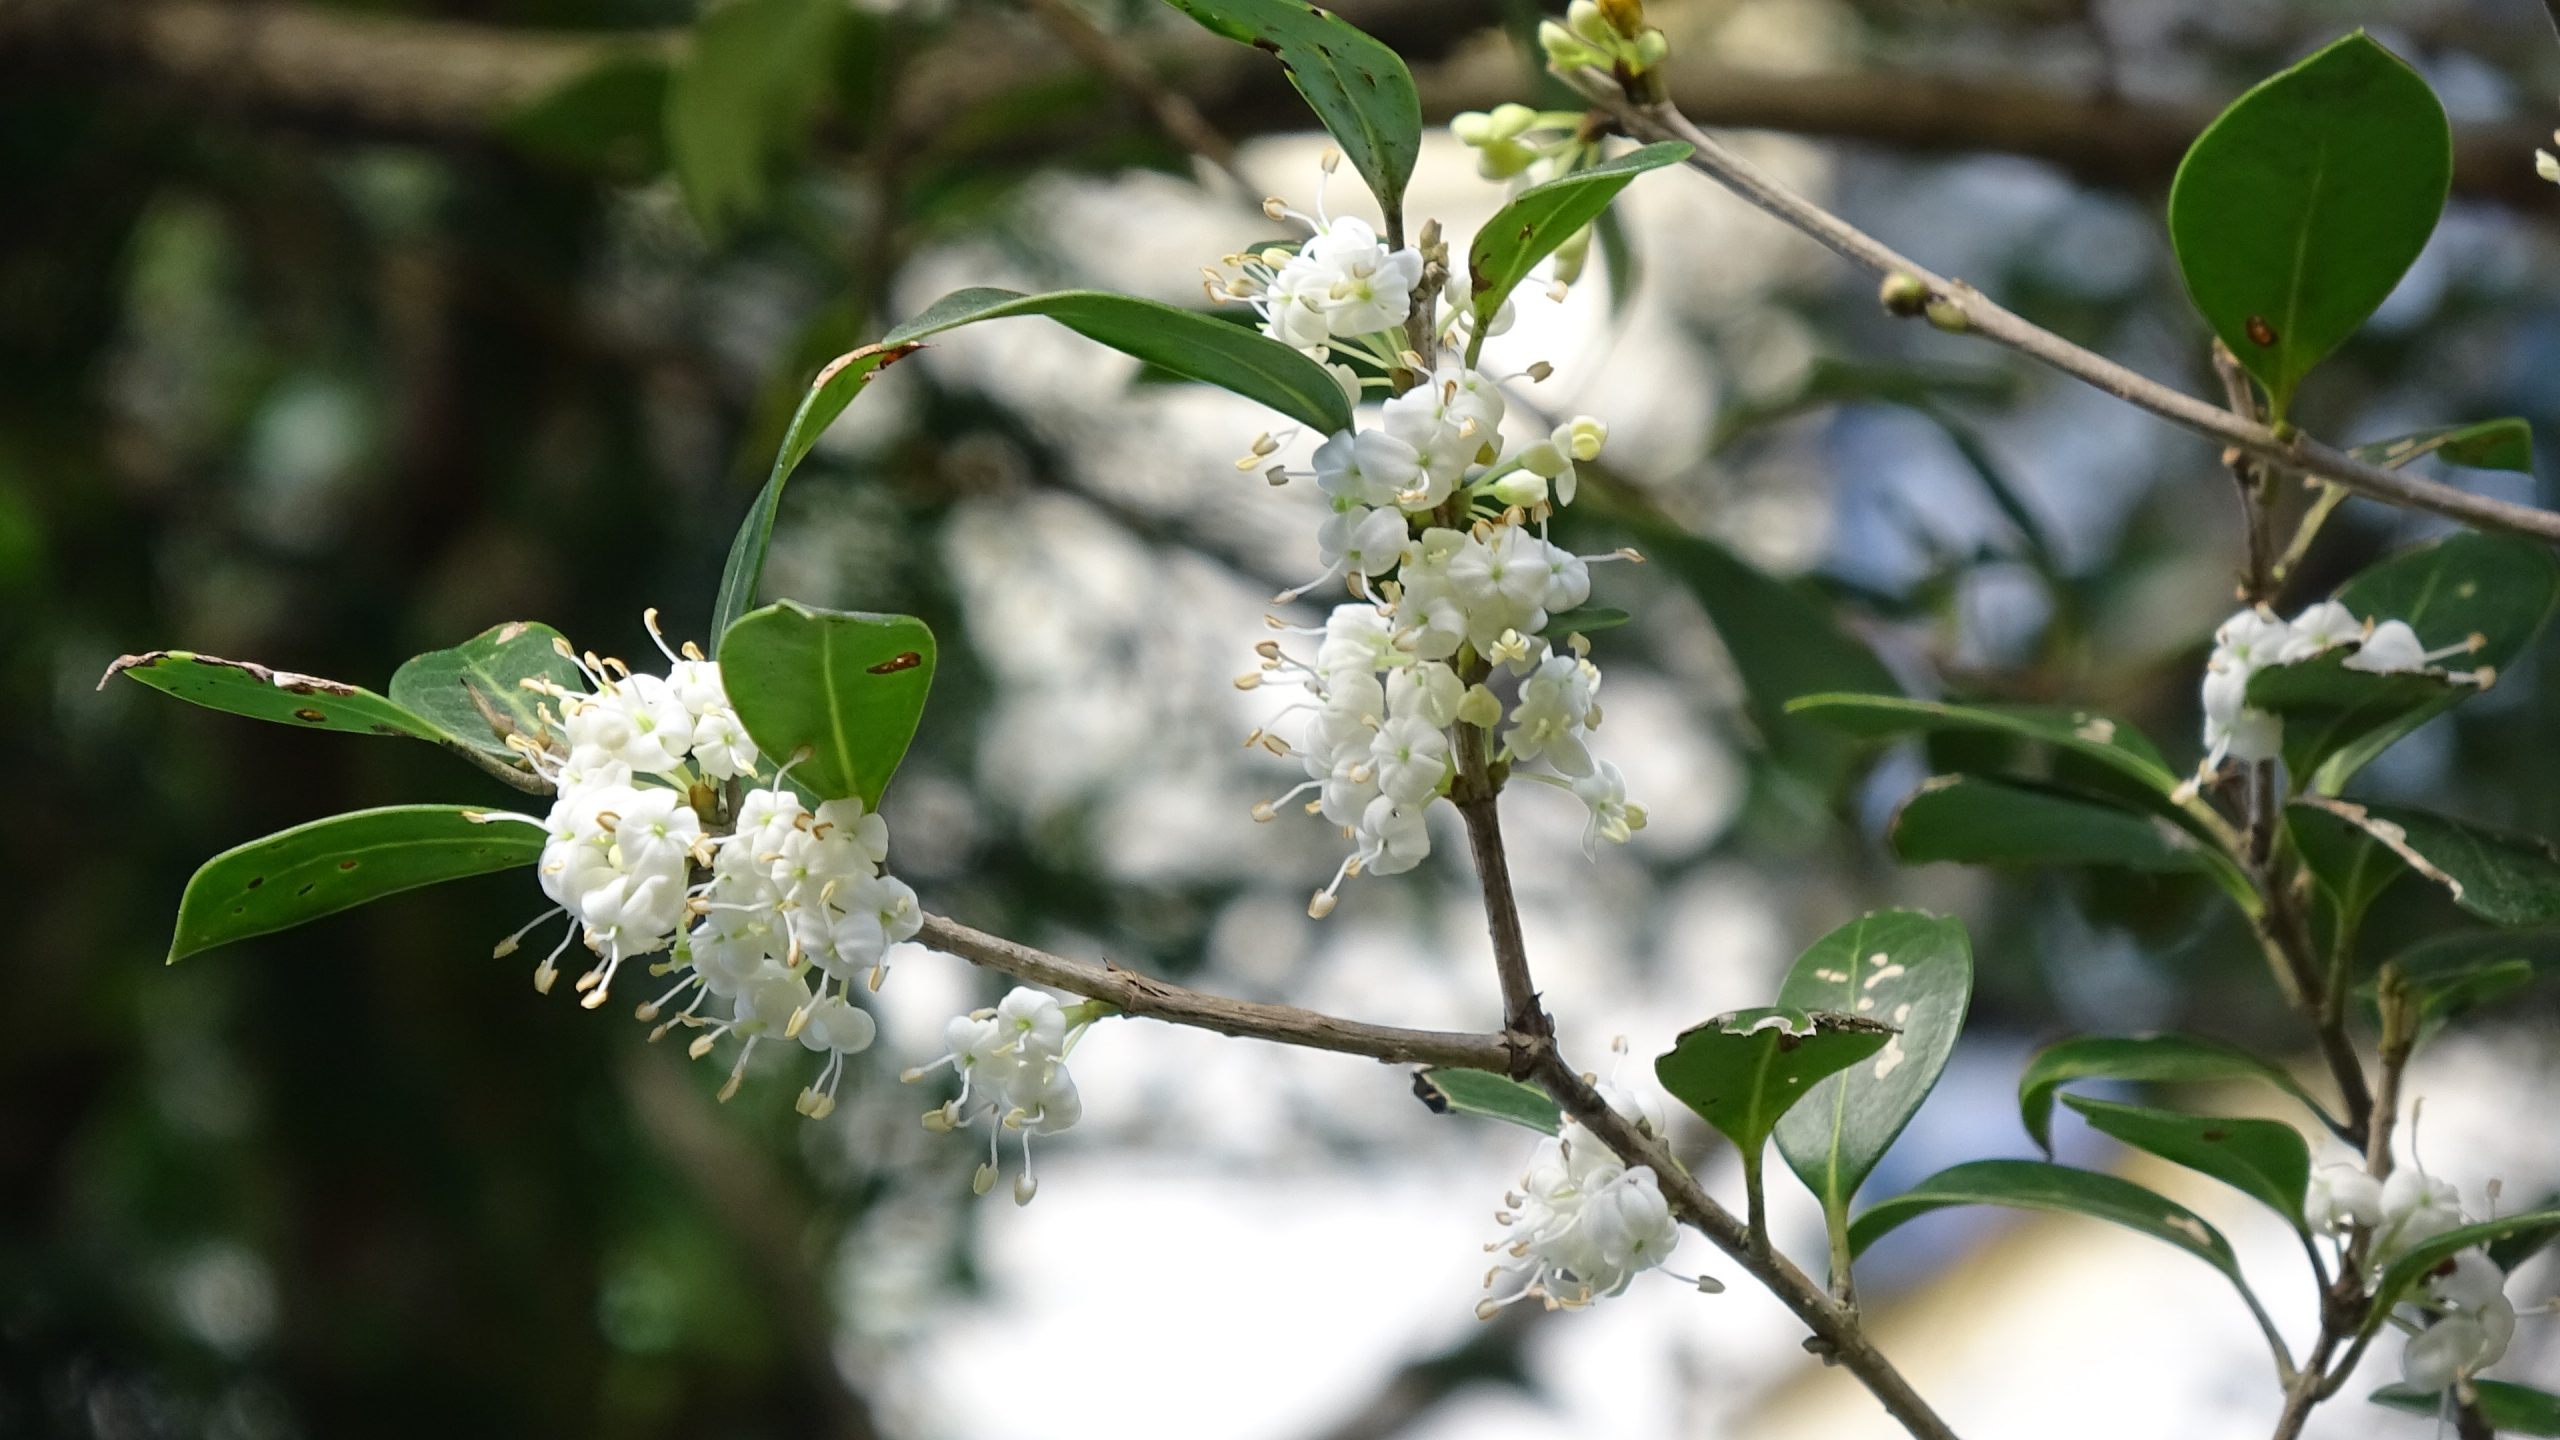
(2375, 1169, 2466, 1265)
(907, 986, 1087, 1204)
(2399, 1248, 2516, 1395)
(1313, 428, 1414, 510)
(2346, 619, 2430, 674)
(1370, 715, 1450, 805)
(1519, 417, 1607, 507)
(2305, 1163, 2382, 1233)
(561, 672, 695, 777)
(1570, 761, 1647, 854)
(2214, 607, 2291, 669)
(2280, 601, 2364, 662)
(1507, 653, 1602, 777)
(1318, 505, 1410, 583)
(1481, 1090, 1682, 1314)
(1376, 384, 1475, 509)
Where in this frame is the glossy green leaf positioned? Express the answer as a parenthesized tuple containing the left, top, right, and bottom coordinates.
(710, 342, 923, 649)
(2286, 798, 2406, 937)
(1635, 525, 1900, 791)
(1463, 142, 1690, 345)
(665, 0, 844, 235)
(1412, 1068, 1560, 1135)
(719, 601, 935, 808)
(1657, 1007, 1892, 1164)
(170, 806, 544, 961)
(2364, 1211, 2560, 1338)
(2167, 32, 2450, 416)
(104, 650, 444, 741)
(2348, 418, 2534, 474)
(2290, 797, 2560, 928)
(389, 621, 586, 759)
(1772, 911, 1972, 1221)
(2245, 650, 2483, 783)
(2058, 1094, 2312, 1232)
(1848, 1160, 2257, 1298)
(2018, 1033, 2341, 1152)
(881, 287, 1354, 435)
(2372, 1381, 2560, 1434)
(1789, 695, 2186, 815)
(1160, 0, 1420, 238)
(1888, 774, 2249, 901)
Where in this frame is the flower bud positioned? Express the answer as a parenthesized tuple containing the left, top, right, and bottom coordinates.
(1567, 0, 1612, 43)
(1628, 27, 1670, 73)
(1537, 18, 1607, 69)
(1878, 272, 1930, 317)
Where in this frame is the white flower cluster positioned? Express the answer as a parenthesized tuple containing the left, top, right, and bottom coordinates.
(904, 986, 1088, 1205)
(484, 613, 920, 1121)
(2197, 600, 2482, 777)
(1480, 1085, 1683, 1315)
(2305, 1164, 2519, 1394)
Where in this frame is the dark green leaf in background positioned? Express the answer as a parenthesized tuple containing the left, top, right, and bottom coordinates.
(666, 0, 846, 235)
(2348, 418, 2534, 475)
(2371, 1381, 2560, 1434)
(2363, 1211, 2560, 1337)
(1790, 695, 2186, 817)
(1888, 774, 2249, 903)
(2018, 1033, 2341, 1152)
(2292, 797, 2560, 928)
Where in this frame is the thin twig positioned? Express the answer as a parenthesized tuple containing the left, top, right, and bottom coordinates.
(1562, 73, 2560, 547)
(916, 913, 1514, 1071)
(2213, 340, 2282, 606)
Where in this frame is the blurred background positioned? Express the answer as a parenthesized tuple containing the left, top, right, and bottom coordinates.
(7, 0, 2560, 1435)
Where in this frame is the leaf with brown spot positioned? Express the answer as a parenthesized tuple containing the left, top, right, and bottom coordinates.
(170, 806, 544, 961)
(104, 650, 444, 741)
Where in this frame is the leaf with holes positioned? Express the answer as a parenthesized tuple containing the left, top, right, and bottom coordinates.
(2018, 1033, 2341, 1152)
(389, 621, 587, 758)
(710, 341, 922, 648)
(719, 601, 935, 809)
(1848, 1160, 2264, 1314)
(2059, 1094, 2312, 1233)
(1412, 1069, 1559, 1135)
(1888, 774, 2251, 904)
(2290, 798, 2560, 928)
(2348, 418, 2533, 474)
(881, 287, 1354, 434)
(1789, 694, 2187, 818)
(170, 806, 545, 961)
(1772, 911, 1971, 1228)
(1159, 0, 1420, 237)
(1463, 143, 1690, 348)
(2168, 31, 2450, 416)
(1658, 1008, 1892, 1178)
(104, 650, 445, 741)
(2372, 1381, 2560, 1435)
(2364, 1211, 2560, 1339)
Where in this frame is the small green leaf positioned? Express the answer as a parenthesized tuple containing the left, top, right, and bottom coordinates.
(881, 287, 1354, 435)
(2364, 1211, 2560, 1338)
(1789, 695, 2186, 816)
(1464, 142, 1691, 344)
(2367, 929, 2560, 1039)
(170, 806, 544, 961)
(2167, 32, 2450, 416)
(2286, 799, 2406, 937)
(1772, 911, 1972, 1221)
(1159, 0, 1420, 238)
(2291, 797, 2560, 928)
(1888, 774, 2250, 902)
(1657, 1007, 1892, 1164)
(2372, 1381, 2560, 1435)
(1633, 525, 1900, 792)
(665, 0, 844, 235)
(104, 650, 444, 741)
(1848, 1160, 2259, 1300)
(2348, 418, 2534, 474)
(1412, 1068, 1560, 1134)
(1544, 604, 1631, 635)
(2018, 1033, 2341, 1152)
(2244, 651, 2484, 783)
(710, 341, 923, 649)
(2058, 1094, 2312, 1233)
(719, 601, 935, 808)
(389, 621, 586, 758)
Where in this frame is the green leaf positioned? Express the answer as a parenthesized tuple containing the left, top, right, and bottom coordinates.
(2018, 1033, 2341, 1152)
(1463, 142, 1691, 344)
(1772, 911, 1972, 1221)
(2368, 929, 2560, 1038)
(1888, 774, 2249, 902)
(388, 621, 586, 759)
(1848, 1160, 2257, 1299)
(1159, 0, 1420, 237)
(709, 342, 922, 649)
(881, 287, 1354, 435)
(1656, 1007, 1892, 1164)
(2348, 418, 2534, 474)
(2167, 32, 2451, 416)
(1412, 1068, 1560, 1135)
(2057, 1094, 2312, 1233)
(719, 601, 935, 808)
(665, 0, 845, 235)
(2290, 797, 2560, 928)
(2244, 650, 2484, 783)
(2372, 1381, 2560, 1435)
(170, 806, 544, 961)
(502, 52, 673, 180)
(1632, 525, 1900, 791)
(2286, 798, 2406, 937)
(1544, 605, 1630, 635)
(1789, 695, 2187, 816)
(104, 650, 444, 741)
(2365, 1211, 2560, 1338)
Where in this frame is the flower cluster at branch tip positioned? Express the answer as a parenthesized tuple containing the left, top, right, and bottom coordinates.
(1227, 163, 1645, 915)
(2191, 600, 2486, 783)
(2305, 1162, 2523, 1395)
(478, 611, 920, 1122)
(903, 986, 1089, 1206)
(1535, 0, 1668, 80)
(1481, 1082, 1690, 1315)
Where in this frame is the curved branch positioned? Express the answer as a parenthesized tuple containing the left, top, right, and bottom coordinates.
(1565, 71, 2560, 546)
